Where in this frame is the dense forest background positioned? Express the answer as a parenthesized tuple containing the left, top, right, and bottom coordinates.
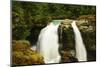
(12, 1, 96, 40)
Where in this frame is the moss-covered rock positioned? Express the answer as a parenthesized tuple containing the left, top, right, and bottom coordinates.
(12, 40, 44, 66)
(76, 15, 96, 52)
(58, 15, 96, 61)
(58, 19, 75, 51)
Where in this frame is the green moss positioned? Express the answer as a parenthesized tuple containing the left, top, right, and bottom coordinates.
(12, 40, 44, 65)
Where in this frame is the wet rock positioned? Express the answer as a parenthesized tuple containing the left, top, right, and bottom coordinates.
(60, 50, 78, 63)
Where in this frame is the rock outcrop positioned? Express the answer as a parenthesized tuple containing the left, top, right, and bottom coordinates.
(58, 15, 96, 61)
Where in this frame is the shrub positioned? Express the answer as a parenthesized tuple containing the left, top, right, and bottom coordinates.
(12, 40, 44, 66)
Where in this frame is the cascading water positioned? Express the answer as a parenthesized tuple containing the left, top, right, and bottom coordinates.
(71, 21, 87, 61)
(36, 20, 63, 64)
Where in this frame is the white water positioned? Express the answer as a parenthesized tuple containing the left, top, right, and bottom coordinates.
(36, 22, 61, 64)
(71, 21, 87, 61)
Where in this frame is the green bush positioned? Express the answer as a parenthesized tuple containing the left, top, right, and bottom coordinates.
(12, 40, 44, 65)
(12, 1, 96, 40)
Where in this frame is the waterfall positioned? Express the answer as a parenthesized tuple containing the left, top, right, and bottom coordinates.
(71, 21, 87, 61)
(36, 22, 61, 64)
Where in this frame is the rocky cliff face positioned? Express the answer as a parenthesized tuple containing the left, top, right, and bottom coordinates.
(58, 15, 96, 61)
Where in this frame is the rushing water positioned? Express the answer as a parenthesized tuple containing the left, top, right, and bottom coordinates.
(36, 20, 87, 64)
(71, 21, 87, 61)
(36, 20, 63, 63)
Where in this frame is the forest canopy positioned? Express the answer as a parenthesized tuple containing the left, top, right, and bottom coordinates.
(12, 1, 96, 40)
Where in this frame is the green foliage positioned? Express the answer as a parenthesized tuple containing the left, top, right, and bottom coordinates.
(12, 40, 44, 65)
(12, 1, 96, 40)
